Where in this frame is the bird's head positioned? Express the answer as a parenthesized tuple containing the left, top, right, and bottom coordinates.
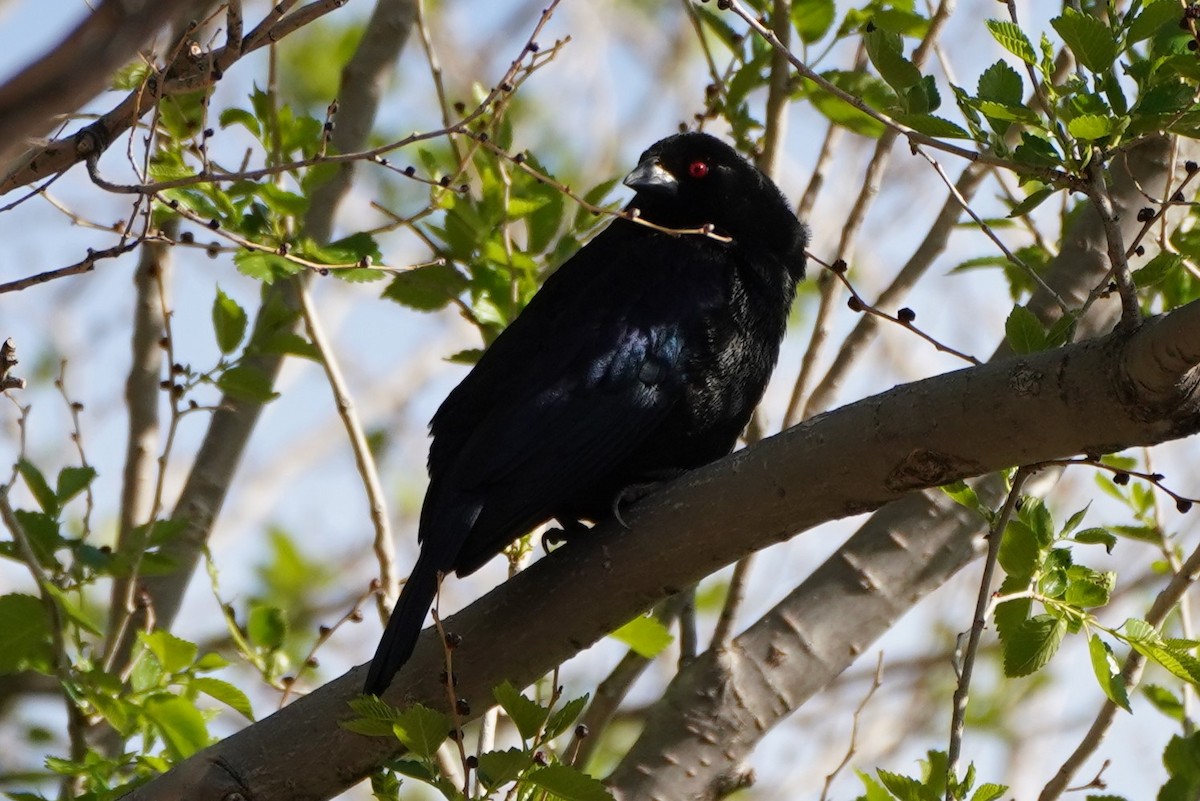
(622, 132, 805, 265)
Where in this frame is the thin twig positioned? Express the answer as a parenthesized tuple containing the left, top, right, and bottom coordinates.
(915, 147, 1072, 316)
(820, 652, 885, 801)
(1147, 449, 1196, 732)
(1084, 150, 1140, 329)
(296, 282, 398, 620)
(711, 555, 754, 651)
(721, 0, 1083, 190)
(946, 467, 1032, 797)
(815, 255, 981, 365)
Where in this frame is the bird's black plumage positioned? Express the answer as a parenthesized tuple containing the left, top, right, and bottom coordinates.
(364, 132, 807, 694)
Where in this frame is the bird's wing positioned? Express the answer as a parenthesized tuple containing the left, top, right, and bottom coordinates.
(419, 223, 724, 574)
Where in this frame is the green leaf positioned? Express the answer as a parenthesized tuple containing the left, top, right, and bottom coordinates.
(857, 771, 895, 801)
(865, 29, 922, 93)
(977, 60, 1024, 105)
(941, 480, 989, 521)
(1122, 618, 1157, 644)
(257, 330, 321, 361)
(42, 583, 101, 636)
(310, 232, 384, 265)
(1008, 186, 1056, 218)
(1109, 524, 1160, 544)
(1164, 732, 1200, 781)
(1073, 527, 1117, 553)
(17, 460, 58, 515)
(191, 676, 255, 720)
(212, 287, 248, 354)
(1132, 639, 1200, 685)
(1061, 504, 1090, 536)
(1020, 497, 1054, 545)
(876, 768, 925, 801)
(610, 615, 673, 658)
(54, 466, 95, 507)
(1134, 252, 1183, 288)
(247, 604, 287, 650)
(1135, 81, 1194, 117)
(869, 9, 931, 38)
(1013, 133, 1062, 170)
(494, 681, 549, 741)
(792, 0, 835, 43)
(995, 581, 1031, 646)
(970, 784, 1008, 801)
(1005, 305, 1047, 354)
(219, 107, 262, 138)
(0, 594, 53, 674)
(525, 764, 615, 801)
(11, 509, 62, 569)
(545, 694, 590, 740)
(893, 114, 971, 139)
(1068, 114, 1116, 141)
(392, 703, 450, 759)
(808, 71, 893, 138)
(1088, 634, 1131, 711)
(477, 747, 529, 791)
(985, 20, 1036, 64)
(1003, 614, 1066, 677)
(382, 263, 469, 312)
(1051, 9, 1117, 73)
(216, 364, 280, 404)
(258, 183, 309, 218)
(1129, 0, 1185, 43)
(1065, 567, 1115, 607)
(976, 100, 1040, 125)
(342, 695, 401, 736)
(1143, 684, 1185, 721)
(234, 251, 304, 283)
(144, 695, 211, 759)
(138, 630, 198, 674)
(998, 520, 1040, 578)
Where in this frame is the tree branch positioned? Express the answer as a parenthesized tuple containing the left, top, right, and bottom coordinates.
(0, 0, 348, 195)
(0, 0, 220, 167)
(120, 299, 1200, 801)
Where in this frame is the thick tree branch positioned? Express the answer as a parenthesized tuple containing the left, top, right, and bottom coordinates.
(0, 0, 347, 194)
(120, 301, 1200, 801)
(0, 0, 219, 167)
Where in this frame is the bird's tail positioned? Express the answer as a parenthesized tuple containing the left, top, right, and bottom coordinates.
(363, 553, 441, 695)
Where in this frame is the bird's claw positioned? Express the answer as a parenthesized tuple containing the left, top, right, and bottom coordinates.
(541, 519, 589, 554)
(611, 472, 685, 528)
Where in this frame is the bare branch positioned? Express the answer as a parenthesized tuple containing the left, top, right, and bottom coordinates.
(296, 283, 399, 618)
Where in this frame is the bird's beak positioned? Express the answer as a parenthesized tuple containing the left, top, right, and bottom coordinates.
(623, 158, 678, 195)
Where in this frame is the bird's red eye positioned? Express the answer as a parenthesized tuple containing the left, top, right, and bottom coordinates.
(688, 159, 710, 179)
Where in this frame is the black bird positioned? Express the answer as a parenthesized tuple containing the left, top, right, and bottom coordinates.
(364, 132, 807, 695)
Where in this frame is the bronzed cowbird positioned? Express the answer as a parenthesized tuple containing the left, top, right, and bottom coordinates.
(364, 132, 808, 694)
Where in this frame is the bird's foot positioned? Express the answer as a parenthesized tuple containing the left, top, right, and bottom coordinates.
(611, 469, 688, 528)
(541, 519, 590, 554)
